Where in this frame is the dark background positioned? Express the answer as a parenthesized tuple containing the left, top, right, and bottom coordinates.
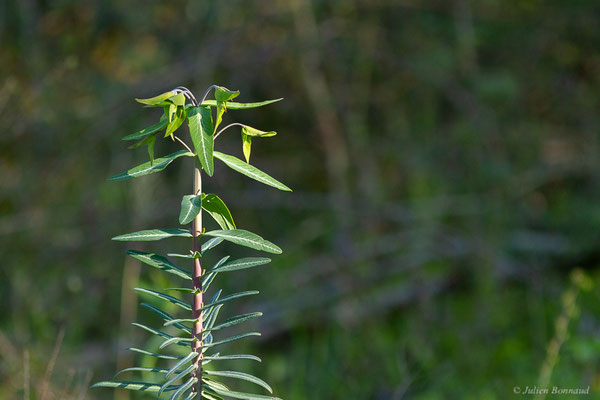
(2, 0, 600, 399)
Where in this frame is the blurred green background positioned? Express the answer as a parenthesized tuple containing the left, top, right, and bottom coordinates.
(3, 0, 600, 399)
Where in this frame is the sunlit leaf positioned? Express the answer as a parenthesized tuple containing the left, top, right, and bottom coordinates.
(242, 133, 252, 163)
(188, 106, 214, 176)
(241, 126, 277, 137)
(126, 250, 191, 280)
(198, 98, 283, 109)
(136, 91, 176, 106)
(112, 228, 192, 241)
(204, 370, 272, 394)
(166, 107, 186, 138)
(213, 152, 291, 192)
(179, 194, 203, 225)
(108, 150, 194, 180)
(122, 118, 168, 141)
(201, 194, 236, 230)
(203, 229, 282, 254)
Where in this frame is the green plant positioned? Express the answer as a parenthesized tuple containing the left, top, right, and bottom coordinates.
(92, 85, 290, 400)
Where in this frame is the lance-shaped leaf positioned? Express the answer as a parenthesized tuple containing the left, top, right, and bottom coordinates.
(202, 237, 224, 255)
(202, 332, 261, 349)
(159, 364, 195, 395)
(214, 86, 240, 131)
(132, 322, 173, 340)
(201, 291, 259, 310)
(179, 194, 203, 225)
(91, 381, 178, 392)
(208, 312, 262, 332)
(201, 193, 236, 230)
(136, 91, 176, 106)
(241, 125, 277, 138)
(203, 230, 282, 254)
(147, 135, 156, 165)
(108, 150, 194, 180)
(242, 133, 252, 163)
(135, 288, 192, 311)
(198, 98, 283, 109)
(213, 152, 291, 192)
(209, 257, 270, 273)
(202, 354, 261, 362)
(202, 390, 224, 400)
(141, 303, 191, 334)
(126, 250, 191, 280)
(204, 370, 272, 394)
(204, 385, 281, 400)
(123, 118, 168, 141)
(203, 304, 223, 331)
(166, 106, 186, 138)
(160, 336, 195, 350)
(115, 367, 170, 377)
(113, 228, 192, 241)
(166, 351, 199, 379)
(170, 377, 197, 400)
(128, 347, 183, 360)
(188, 106, 214, 176)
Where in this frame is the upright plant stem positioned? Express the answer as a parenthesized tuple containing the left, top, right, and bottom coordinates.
(191, 158, 203, 394)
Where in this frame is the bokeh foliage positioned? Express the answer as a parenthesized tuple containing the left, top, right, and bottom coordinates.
(2, 0, 600, 399)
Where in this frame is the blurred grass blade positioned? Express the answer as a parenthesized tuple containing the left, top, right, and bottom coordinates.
(108, 150, 193, 180)
(213, 151, 291, 191)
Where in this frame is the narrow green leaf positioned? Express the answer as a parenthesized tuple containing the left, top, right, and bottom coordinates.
(202, 332, 261, 349)
(160, 336, 195, 350)
(128, 347, 183, 360)
(203, 304, 223, 331)
(202, 354, 261, 362)
(242, 133, 252, 163)
(167, 252, 201, 259)
(115, 367, 169, 377)
(179, 194, 203, 225)
(141, 303, 191, 334)
(203, 230, 282, 254)
(215, 86, 240, 103)
(147, 135, 156, 165)
(188, 106, 214, 176)
(113, 228, 192, 241)
(202, 390, 224, 400)
(164, 318, 197, 327)
(241, 126, 277, 137)
(201, 291, 259, 311)
(170, 377, 197, 400)
(213, 151, 291, 192)
(201, 194, 236, 230)
(108, 150, 194, 181)
(135, 288, 192, 311)
(160, 364, 195, 396)
(165, 288, 198, 294)
(136, 91, 176, 106)
(208, 312, 262, 332)
(198, 98, 283, 109)
(126, 250, 191, 280)
(91, 381, 177, 392)
(204, 385, 281, 400)
(202, 256, 229, 290)
(132, 322, 173, 340)
(123, 118, 168, 141)
(168, 103, 177, 122)
(204, 370, 272, 394)
(166, 351, 198, 379)
(209, 257, 270, 273)
(166, 107, 186, 138)
(202, 237, 224, 255)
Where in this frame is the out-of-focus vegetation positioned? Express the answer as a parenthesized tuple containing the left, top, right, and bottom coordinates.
(2, 1, 600, 399)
